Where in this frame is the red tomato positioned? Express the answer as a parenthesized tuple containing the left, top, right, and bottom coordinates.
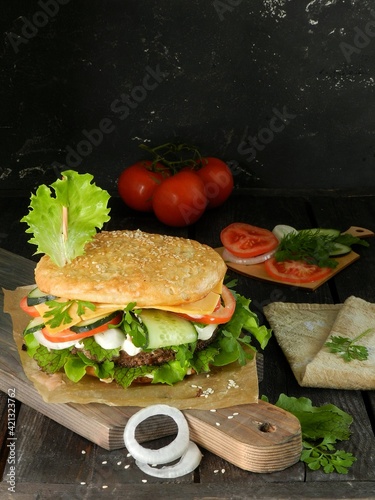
(41, 314, 122, 343)
(178, 286, 236, 324)
(264, 258, 332, 284)
(196, 157, 234, 208)
(220, 222, 279, 258)
(117, 160, 170, 212)
(152, 170, 207, 226)
(20, 296, 39, 317)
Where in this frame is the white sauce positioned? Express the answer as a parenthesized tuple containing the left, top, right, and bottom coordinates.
(34, 322, 216, 355)
(94, 328, 125, 349)
(121, 334, 142, 356)
(195, 323, 217, 341)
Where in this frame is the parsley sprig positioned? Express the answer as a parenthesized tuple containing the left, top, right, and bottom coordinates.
(268, 394, 357, 474)
(43, 299, 96, 328)
(301, 438, 356, 474)
(325, 328, 374, 362)
(112, 302, 147, 347)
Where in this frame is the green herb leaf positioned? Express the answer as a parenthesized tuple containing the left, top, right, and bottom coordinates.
(33, 345, 70, 374)
(21, 170, 111, 267)
(274, 394, 356, 474)
(334, 233, 370, 248)
(114, 302, 147, 347)
(275, 229, 338, 268)
(42, 299, 96, 328)
(325, 328, 374, 362)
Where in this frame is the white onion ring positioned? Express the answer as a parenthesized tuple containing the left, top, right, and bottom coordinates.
(123, 404, 189, 465)
(135, 441, 203, 478)
(222, 247, 276, 265)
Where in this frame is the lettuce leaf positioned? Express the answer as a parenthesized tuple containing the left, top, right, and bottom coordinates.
(22, 289, 272, 387)
(21, 170, 111, 267)
(211, 291, 272, 367)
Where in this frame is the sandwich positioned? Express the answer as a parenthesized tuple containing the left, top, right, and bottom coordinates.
(19, 170, 271, 389)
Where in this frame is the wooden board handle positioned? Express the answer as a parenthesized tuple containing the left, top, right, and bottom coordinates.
(342, 226, 374, 238)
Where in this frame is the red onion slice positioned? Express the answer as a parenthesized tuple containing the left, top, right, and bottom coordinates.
(135, 441, 203, 478)
(123, 404, 190, 465)
(222, 247, 276, 265)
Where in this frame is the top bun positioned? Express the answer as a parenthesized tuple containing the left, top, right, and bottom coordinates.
(35, 230, 227, 306)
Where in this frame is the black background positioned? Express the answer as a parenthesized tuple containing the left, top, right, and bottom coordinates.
(1, 0, 375, 194)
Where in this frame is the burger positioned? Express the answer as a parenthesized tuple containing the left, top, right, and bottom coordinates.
(19, 171, 271, 389)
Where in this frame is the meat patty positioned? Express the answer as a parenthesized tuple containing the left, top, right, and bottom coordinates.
(73, 327, 219, 368)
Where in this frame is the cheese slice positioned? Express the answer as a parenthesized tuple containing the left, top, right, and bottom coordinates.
(34, 284, 223, 335)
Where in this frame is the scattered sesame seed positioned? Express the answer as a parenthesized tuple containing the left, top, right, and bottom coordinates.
(124, 464, 130, 469)
(80, 482, 86, 485)
(214, 469, 219, 474)
(142, 479, 148, 483)
(221, 468, 226, 474)
(81, 450, 86, 455)
(210, 409, 217, 412)
(117, 461, 122, 465)
(102, 485, 108, 489)
(227, 415, 234, 419)
(216, 422, 221, 426)
(127, 452, 131, 457)
(102, 460, 107, 464)
(233, 412, 239, 416)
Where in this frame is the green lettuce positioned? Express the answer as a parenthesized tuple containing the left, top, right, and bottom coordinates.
(21, 170, 111, 267)
(22, 290, 272, 388)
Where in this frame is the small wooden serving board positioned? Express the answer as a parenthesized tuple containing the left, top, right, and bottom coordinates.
(217, 226, 374, 290)
(0, 248, 301, 472)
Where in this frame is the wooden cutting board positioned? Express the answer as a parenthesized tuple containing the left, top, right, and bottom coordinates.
(0, 248, 301, 472)
(216, 226, 374, 290)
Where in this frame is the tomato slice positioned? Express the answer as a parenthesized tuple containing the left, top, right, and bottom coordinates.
(220, 223, 279, 258)
(177, 286, 236, 324)
(20, 296, 40, 317)
(264, 258, 332, 284)
(41, 314, 122, 343)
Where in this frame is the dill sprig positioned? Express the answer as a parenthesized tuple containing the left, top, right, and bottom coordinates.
(274, 230, 339, 268)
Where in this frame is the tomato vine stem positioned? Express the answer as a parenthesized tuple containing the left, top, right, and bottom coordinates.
(139, 142, 205, 173)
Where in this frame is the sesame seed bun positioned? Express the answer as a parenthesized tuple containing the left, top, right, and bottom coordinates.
(34, 230, 226, 306)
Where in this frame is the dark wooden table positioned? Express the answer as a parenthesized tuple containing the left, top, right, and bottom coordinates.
(1, 189, 375, 499)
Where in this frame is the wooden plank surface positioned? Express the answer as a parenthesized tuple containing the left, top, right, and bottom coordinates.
(1, 192, 375, 497)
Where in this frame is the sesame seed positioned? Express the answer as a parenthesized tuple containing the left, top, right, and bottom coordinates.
(216, 422, 221, 426)
(214, 469, 219, 474)
(210, 409, 217, 412)
(81, 450, 86, 455)
(142, 479, 148, 483)
(124, 464, 130, 469)
(228, 415, 234, 419)
(102, 485, 108, 489)
(221, 468, 226, 474)
(102, 460, 107, 464)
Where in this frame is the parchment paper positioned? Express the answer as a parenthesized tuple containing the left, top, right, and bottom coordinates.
(3, 286, 259, 409)
(264, 297, 375, 390)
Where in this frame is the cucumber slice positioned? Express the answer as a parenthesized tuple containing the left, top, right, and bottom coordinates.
(70, 311, 121, 333)
(139, 310, 197, 349)
(303, 228, 341, 239)
(24, 316, 45, 336)
(27, 287, 57, 306)
(329, 243, 351, 256)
